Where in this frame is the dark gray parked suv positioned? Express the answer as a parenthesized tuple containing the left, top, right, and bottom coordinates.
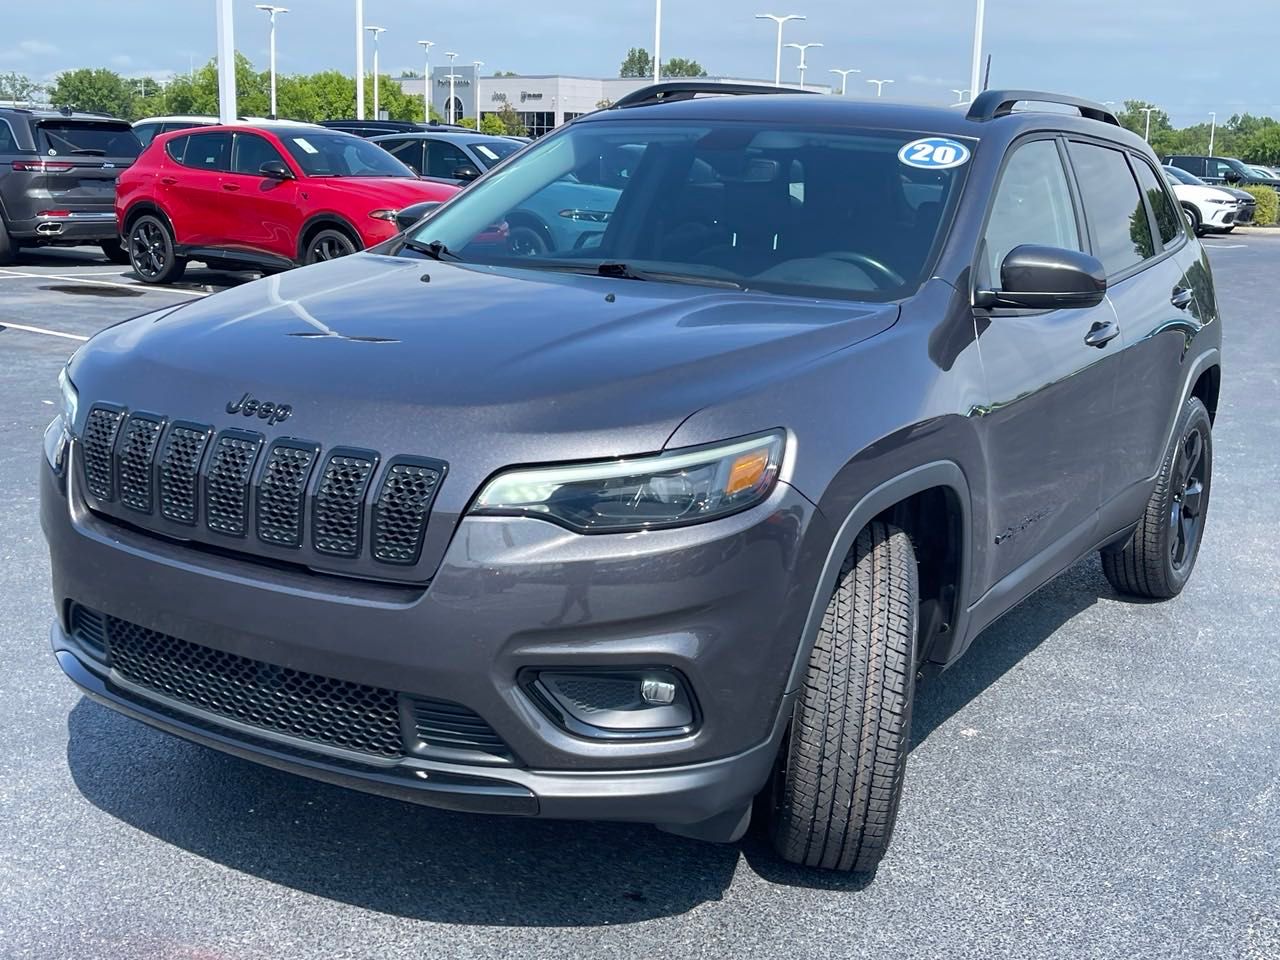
(0, 107, 141, 264)
(42, 86, 1221, 875)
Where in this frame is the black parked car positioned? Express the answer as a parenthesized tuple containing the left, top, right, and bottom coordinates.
(44, 85, 1220, 876)
(370, 130, 522, 184)
(319, 118, 467, 139)
(1165, 153, 1280, 191)
(0, 107, 141, 264)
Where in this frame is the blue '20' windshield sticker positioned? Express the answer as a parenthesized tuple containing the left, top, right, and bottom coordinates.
(898, 137, 971, 170)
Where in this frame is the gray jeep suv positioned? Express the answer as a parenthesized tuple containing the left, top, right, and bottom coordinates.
(42, 86, 1221, 875)
(0, 107, 141, 264)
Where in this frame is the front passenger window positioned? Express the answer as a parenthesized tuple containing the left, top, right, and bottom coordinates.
(982, 139, 1081, 284)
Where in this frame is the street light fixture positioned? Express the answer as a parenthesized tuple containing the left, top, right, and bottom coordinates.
(255, 5, 288, 119)
(829, 68, 860, 95)
(784, 41, 822, 91)
(867, 78, 894, 97)
(417, 40, 434, 123)
(365, 26, 386, 119)
(472, 61, 484, 126)
(951, 88, 970, 105)
(445, 51, 459, 123)
(755, 14, 806, 86)
(1139, 105, 1157, 142)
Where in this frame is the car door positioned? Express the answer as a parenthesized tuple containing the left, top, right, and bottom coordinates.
(1203, 157, 1234, 185)
(1088, 148, 1205, 505)
(377, 137, 426, 175)
(422, 138, 472, 184)
(168, 130, 231, 246)
(973, 136, 1121, 589)
(222, 131, 302, 261)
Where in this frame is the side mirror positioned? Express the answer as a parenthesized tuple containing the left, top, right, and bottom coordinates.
(1223, 170, 1241, 184)
(395, 200, 442, 231)
(975, 244, 1107, 310)
(259, 159, 293, 181)
(451, 163, 481, 182)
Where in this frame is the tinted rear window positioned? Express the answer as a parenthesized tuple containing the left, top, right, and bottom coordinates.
(1068, 141, 1153, 275)
(37, 121, 140, 159)
(179, 132, 231, 171)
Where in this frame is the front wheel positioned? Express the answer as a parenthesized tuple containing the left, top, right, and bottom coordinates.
(766, 521, 918, 873)
(304, 228, 359, 264)
(1102, 397, 1212, 600)
(1183, 204, 1205, 237)
(127, 214, 186, 284)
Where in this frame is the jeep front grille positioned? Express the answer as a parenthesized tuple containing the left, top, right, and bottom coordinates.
(77, 404, 446, 580)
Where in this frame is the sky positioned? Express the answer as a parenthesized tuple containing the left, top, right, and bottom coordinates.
(2, 0, 1277, 126)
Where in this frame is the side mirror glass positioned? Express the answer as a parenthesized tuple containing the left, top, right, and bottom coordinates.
(975, 244, 1107, 310)
(452, 164, 481, 182)
(395, 200, 442, 232)
(1223, 170, 1241, 184)
(259, 159, 293, 181)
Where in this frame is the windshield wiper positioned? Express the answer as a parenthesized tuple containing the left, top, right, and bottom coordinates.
(595, 262, 743, 289)
(402, 238, 462, 262)
(70, 148, 106, 155)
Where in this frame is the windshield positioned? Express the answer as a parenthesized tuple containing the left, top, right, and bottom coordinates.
(1164, 165, 1205, 186)
(280, 132, 415, 178)
(37, 121, 141, 159)
(469, 139, 520, 167)
(406, 119, 971, 301)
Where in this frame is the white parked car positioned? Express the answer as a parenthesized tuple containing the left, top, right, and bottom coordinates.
(1162, 170, 1238, 236)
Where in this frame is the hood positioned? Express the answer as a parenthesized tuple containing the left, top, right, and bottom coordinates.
(71, 253, 898, 504)
(318, 177, 458, 206)
(1172, 183, 1237, 203)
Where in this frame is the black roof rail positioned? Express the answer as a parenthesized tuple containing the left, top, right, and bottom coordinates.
(611, 81, 818, 110)
(967, 89, 1119, 126)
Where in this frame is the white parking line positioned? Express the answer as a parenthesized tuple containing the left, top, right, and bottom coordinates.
(1204, 243, 1247, 249)
(0, 268, 210, 296)
(0, 321, 89, 342)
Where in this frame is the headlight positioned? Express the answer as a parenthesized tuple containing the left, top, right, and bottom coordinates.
(46, 366, 78, 473)
(1208, 198, 1233, 205)
(470, 432, 784, 533)
(58, 366, 78, 427)
(368, 209, 400, 221)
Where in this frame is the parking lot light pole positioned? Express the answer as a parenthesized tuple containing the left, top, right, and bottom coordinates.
(472, 61, 484, 125)
(255, 5, 288, 119)
(653, 0, 662, 83)
(755, 14, 805, 86)
(867, 78, 893, 97)
(829, 68, 860, 95)
(417, 41, 434, 123)
(354, 0, 364, 119)
(969, 0, 985, 101)
(366, 26, 386, 119)
(784, 41, 821, 90)
(1140, 106, 1156, 142)
(215, 0, 236, 124)
(1209, 112, 1216, 156)
(445, 51, 458, 123)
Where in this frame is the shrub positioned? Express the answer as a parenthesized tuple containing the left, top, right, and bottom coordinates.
(1240, 185, 1279, 225)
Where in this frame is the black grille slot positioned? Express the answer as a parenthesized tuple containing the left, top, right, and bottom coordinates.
(372, 458, 444, 565)
(256, 441, 318, 548)
(104, 614, 404, 759)
(411, 698, 512, 762)
(157, 422, 212, 525)
(82, 405, 125, 500)
(313, 450, 377, 558)
(115, 414, 165, 512)
(205, 430, 263, 537)
(69, 603, 106, 657)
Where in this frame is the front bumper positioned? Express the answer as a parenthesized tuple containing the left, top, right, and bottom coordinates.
(8, 210, 119, 244)
(1204, 204, 1237, 228)
(42, 452, 825, 827)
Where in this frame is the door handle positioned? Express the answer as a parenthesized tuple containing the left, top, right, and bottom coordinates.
(1084, 320, 1120, 348)
(1171, 287, 1194, 310)
(221, 183, 240, 192)
(160, 176, 177, 186)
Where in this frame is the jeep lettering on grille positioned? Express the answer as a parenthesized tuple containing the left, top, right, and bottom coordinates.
(226, 392, 292, 426)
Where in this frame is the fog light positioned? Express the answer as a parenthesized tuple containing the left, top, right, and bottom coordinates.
(528, 668, 696, 740)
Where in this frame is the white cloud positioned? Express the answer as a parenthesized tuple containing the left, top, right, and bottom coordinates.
(0, 38, 58, 62)
(111, 54, 133, 68)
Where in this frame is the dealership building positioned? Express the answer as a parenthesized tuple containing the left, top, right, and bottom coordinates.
(397, 68, 830, 137)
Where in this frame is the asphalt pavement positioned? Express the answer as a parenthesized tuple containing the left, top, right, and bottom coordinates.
(1, 238, 1276, 960)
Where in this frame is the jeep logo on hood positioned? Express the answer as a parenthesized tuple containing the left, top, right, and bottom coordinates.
(226, 392, 292, 426)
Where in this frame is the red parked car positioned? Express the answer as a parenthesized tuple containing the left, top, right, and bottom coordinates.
(115, 123, 459, 283)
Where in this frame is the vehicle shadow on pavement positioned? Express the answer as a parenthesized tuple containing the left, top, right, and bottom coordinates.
(66, 701, 737, 925)
(65, 556, 1111, 912)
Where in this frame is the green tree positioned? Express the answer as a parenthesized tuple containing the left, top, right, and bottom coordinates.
(50, 68, 134, 117)
(493, 70, 519, 78)
(1115, 100, 1169, 141)
(662, 57, 707, 78)
(458, 116, 478, 129)
(1243, 125, 1280, 166)
(620, 47, 653, 78)
(478, 112, 506, 135)
(494, 102, 528, 136)
(0, 71, 43, 106)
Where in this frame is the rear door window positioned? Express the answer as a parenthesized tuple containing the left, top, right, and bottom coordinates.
(424, 139, 472, 179)
(179, 132, 231, 172)
(36, 121, 141, 159)
(165, 134, 190, 164)
(379, 137, 425, 174)
(1067, 141, 1154, 275)
(134, 122, 161, 147)
(1131, 157, 1181, 246)
(982, 138, 1082, 283)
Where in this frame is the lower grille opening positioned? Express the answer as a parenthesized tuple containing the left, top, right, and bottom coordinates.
(409, 697, 514, 765)
(69, 603, 107, 658)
